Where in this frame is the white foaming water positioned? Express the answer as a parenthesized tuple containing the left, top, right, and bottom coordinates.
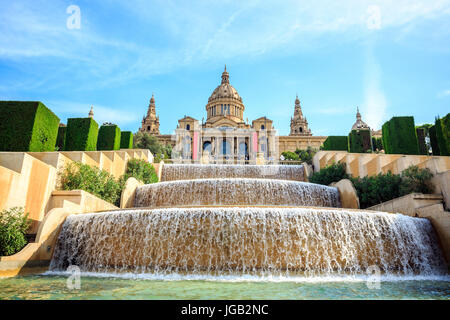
(161, 164, 305, 182)
(135, 178, 340, 208)
(49, 207, 447, 278)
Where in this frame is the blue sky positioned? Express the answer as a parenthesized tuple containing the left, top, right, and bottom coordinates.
(0, 0, 449, 136)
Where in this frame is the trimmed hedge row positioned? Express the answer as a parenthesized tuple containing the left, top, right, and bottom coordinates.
(348, 130, 372, 153)
(382, 116, 419, 155)
(416, 128, 428, 155)
(97, 125, 121, 150)
(56, 126, 67, 151)
(322, 136, 348, 151)
(429, 125, 440, 155)
(65, 118, 99, 151)
(120, 131, 133, 149)
(435, 113, 449, 156)
(0, 101, 60, 152)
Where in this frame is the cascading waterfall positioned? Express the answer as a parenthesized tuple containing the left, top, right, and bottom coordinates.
(49, 162, 448, 279)
(49, 207, 447, 277)
(161, 164, 305, 182)
(135, 178, 340, 208)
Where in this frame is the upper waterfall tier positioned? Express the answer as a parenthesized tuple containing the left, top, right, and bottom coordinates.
(50, 207, 447, 277)
(160, 164, 306, 182)
(135, 178, 340, 208)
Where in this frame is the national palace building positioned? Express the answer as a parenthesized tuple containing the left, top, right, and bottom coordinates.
(139, 66, 327, 161)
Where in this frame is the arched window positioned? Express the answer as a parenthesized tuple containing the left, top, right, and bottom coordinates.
(147, 126, 151, 131)
(261, 125, 265, 130)
(186, 124, 190, 131)
(299, 127, 303, 132)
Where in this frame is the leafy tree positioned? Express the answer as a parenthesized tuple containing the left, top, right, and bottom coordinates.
(121, 159, 158, 185)
(294, 147, 317, 165)
(281, 151, 299, 161)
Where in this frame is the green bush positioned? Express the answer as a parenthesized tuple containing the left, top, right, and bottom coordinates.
(121, 159, 158, 184)
(351, 165, 434, 208)
(416, 128, 428, 155)
(0, 101, 60, 152)
(322, 136, 348, 151)
(348, 130, 372, 153)
(435, 114, 450, 156)
(309, 162, 349, 185)
(429, 125, 440, 155)
(281, 151, 299, 161)
(65, 118, 99, 151)
(60, 162, 123, 206)
(0, 207, 31, 256)
(120, 131, 133, 149)
(97, 125, 121, 150)
(55, 126, 67, 151)
(382, 117, 419, 155)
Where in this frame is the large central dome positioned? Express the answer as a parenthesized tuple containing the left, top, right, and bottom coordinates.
(205, 66, 247, 127)
(208, 66, 243, 103)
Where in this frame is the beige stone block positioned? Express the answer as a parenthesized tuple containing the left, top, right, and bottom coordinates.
(120, 177, 144, 209)
(331, 179, 360, 209)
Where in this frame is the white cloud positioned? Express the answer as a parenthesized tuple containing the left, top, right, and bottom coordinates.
(0, 0, 450, 89)
(437, 89, 450, 97)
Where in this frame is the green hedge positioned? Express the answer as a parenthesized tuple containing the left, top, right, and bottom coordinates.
(348, 130, 372, 153)
(372, 137, 383, 152)
(435, 114, 450, 156)
(0, 101, 60, 152)
(55, 126, 67, 151)
(97, 125, 121, 150)
(65, 118, 99, 151)
(429, 125, 440, 155)
(120, 131, 133, 149)
(309, 162, 349, 185)
(416, 128, 428, 155)
(382, 116, 419, 155)
(322, 136, 348, 151)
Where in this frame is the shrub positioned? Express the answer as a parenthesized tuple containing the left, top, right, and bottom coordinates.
(351, 172, 403, 209)
(435, 114, 450, 156)
(351, 165, 434, 208)
(309, 162, 349, 185)
(0, 207, 31, 256)
(399, 165, 434, 195)
(60, 162, 123, 206)
(348, 130, 372, 153)
(382, 116, 419, 155)
(97, 125, 121, 150)
(65, 118, 99, 151)
(120, 131, 133, 149)
(322, 136, 348, 151)
(0, 101, 60, 152)
(121, 159, 158, 184)
(55, 126, 67, 151)
(429, 125, 440, 155)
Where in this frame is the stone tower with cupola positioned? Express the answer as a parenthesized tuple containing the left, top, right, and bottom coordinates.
(289, 95, 312, 136)
(140, 94, 160, 135)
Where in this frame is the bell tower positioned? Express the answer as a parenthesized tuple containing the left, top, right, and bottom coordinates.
(140, 94, 160, 135)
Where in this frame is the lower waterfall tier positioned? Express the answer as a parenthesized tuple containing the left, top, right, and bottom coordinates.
(135, 179, 341, 208)
(50, 207, 447, 277)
